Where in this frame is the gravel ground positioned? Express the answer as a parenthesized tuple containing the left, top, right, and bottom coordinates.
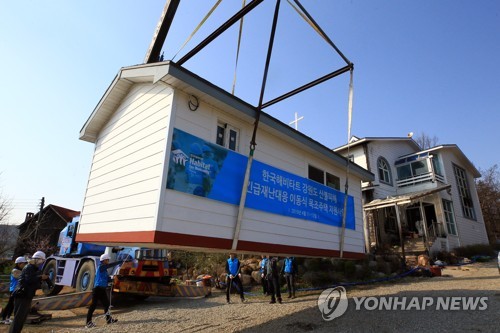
(1, 262, 498, 333)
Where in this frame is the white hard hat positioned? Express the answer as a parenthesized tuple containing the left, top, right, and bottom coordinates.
(100, 253, 111, 261)
(32, 251, 46, 260)
(15, 256, 28, 264)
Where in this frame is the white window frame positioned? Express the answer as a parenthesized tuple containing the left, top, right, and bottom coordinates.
(442, 199, 457, 236)
(453, 164, 476, 220)
(308, 165, 340, 191)
(377, 156, 393, 186)
(216, 122, 240, 152)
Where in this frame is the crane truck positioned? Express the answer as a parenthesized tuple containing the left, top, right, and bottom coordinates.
(41, 216, 177, 297)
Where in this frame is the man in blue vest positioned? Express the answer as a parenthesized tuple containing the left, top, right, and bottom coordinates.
(281, 256, 298, 299)
(85, 253, 124, 328)
(225, 253, 245, 304)
(259, 255, 269, 295)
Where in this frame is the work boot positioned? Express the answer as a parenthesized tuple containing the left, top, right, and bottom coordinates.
(278, 297, 282, 304)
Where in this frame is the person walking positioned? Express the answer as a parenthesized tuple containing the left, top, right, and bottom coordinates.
(259, 255, 269, 295)
(85, 253, 123, 328)
(282, 256, 298, 299)
(1, 257, 28, 325)
(225, 253, 245, 304)
(9, 251, 50, 333)
(266, 256, 282, 304)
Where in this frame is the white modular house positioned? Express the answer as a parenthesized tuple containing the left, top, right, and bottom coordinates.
(77, 62, 374, 258)
(335, 137, 489, 255)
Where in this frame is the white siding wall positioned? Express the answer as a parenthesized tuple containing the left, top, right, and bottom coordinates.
(367, 141, 416, 199)
(440, 150, 488, 246)
(160, 90, 366, 253)
(80, 83, 173, 233)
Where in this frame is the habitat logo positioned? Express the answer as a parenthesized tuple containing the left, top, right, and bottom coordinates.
(318, 289, 489, 321)
(171, 149, 188, 166)
(317, 286, 348, 321)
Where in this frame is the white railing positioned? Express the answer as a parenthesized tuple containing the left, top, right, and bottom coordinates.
(397, 172, 445, 188)
(397, 172, 434, 187)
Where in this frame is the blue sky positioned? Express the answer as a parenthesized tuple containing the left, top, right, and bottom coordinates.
(1, 0, 499, 225)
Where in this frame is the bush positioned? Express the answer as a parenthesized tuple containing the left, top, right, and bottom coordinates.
(453, 244, 495, 258)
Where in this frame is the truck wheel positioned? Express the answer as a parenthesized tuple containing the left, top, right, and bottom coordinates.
(76, 261, 95, 292)
(42, 260, 64, 296)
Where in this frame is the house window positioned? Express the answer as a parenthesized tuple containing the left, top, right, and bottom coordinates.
(377, 157, 393, 185)
(453, 164, 476, 220)
(216, 122, 239, 151)
(308, 165, 340, 190)
(431, 153, 443, 176)
(442, 199, 457, 235)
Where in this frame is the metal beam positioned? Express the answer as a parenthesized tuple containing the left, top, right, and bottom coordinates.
(144, 0, 181, 64)
(177, 0, 264, 66)
(293, 0, 351, 65)
(261, 64, 352, 109)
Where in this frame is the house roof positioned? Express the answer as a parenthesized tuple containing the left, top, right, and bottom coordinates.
(80, 61, 374, 182)
(18, 204, 80, 229)
(399, 144, 481, 178)
(364, 184, 452, 211)
(334, 136, 422, 152)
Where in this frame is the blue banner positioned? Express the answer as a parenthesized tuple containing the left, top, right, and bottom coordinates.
(167, 128, 355, 230)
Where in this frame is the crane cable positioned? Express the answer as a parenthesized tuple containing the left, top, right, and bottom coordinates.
(232, 0, 281, 251)
(231, 0, 246, 95)
(172, 0, 223, 61)
(287, 0, 354, 257)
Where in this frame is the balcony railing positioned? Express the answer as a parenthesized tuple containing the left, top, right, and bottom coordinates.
(396, 172, 445, 187)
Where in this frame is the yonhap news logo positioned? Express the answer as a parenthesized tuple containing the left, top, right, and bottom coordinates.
(318, 288, 488, 321)
(317, 286, 348, 321)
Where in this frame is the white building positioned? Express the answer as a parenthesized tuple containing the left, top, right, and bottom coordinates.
(335, 136, 489, 255)
(76, 61, 374, 258)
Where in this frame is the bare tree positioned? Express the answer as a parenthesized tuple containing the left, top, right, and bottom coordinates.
(414, 132, 439, 149)
(476, 164, 500, 245)
(0, 192, 11, 224)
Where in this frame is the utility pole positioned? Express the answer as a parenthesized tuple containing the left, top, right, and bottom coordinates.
(35, 197, 45, 241)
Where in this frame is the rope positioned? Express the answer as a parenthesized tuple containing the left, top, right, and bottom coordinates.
(172, 0, 223, 61)
(231, 0, 246, 95)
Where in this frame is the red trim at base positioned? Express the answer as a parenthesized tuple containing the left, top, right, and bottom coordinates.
(75, 230, 365, 259)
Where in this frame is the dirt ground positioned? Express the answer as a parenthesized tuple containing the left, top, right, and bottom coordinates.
(1, 261, 498, 333)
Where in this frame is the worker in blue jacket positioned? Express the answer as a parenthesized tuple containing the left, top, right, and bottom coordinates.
(9, 251, 51, 333)
(85, 253, 123, 328)
(225, 253, 245, 304)
(281, 256, 298, 299)
(259, 255, 269, 295)
(2, 256, 28, 325)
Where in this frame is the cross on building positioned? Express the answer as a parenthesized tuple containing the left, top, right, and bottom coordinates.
(289, 112, 304, 131)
